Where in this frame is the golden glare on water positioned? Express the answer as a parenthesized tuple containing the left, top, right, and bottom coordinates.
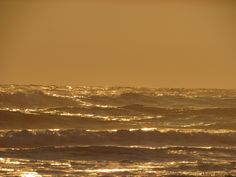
(141, 128, 157, 131)
(21, 172, 42, 177)
(81, 168, 137, 173)
(50, 161, 71, 168)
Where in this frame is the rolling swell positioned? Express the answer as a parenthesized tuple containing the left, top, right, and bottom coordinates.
(84, 92, 236, 108)
(1, 87, 236, 109)
(1, 107, 236, 130)
(2, 103, 236, 117)
(1, 129, 236, 148)
(121, 104, 236, 116)
(0, 110, 127, 130)
(44, 105, 134, 116)
(2, 145, 236, 161)
(0, 90, 78, 108)
(42, 104, 236, 117)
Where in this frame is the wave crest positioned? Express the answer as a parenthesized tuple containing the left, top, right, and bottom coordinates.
(1, 129, 236, 148)
(0, 90, 77, 107)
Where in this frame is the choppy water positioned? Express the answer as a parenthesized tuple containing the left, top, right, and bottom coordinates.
(0, 85, 236, 176)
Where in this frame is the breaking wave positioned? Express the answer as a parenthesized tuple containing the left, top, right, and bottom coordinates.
(1, 129, 236, 148)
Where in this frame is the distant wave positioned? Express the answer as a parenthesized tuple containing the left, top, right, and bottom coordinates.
(30, 104, 236, 118)
(121, 104, 236, 115)
(1, 129, 236, 148)
(1, 145, 236, 162)
(2, 103, 236, 117)
(83, 92, 236, 108)
(44, 105, 134, 116)
(1, 108, 236, 130)
(0, 110, 127, 130)
(1, 88, 236, 108)
(0, 90, 78, 108)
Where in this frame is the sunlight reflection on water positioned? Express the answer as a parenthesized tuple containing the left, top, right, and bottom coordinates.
(21, 172, 42, 177)
(0, 157, 236, 176)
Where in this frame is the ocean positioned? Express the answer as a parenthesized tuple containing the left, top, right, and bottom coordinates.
(0, 85, 236, 176)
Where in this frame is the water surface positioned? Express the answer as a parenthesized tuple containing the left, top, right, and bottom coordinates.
(0, 85, 236, 176)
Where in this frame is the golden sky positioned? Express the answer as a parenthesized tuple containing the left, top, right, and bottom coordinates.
(0, 0, 236, 88)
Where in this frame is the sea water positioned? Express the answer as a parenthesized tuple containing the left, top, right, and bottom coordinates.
(0, 85, 236, 176)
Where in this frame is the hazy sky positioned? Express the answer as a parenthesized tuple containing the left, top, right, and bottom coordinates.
(1, 0, 236, 88)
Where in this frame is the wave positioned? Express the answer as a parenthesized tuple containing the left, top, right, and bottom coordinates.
(44, 105, 134, 116)
(0, 90, 78, 108)
(1, 108, 236, 130)
(1, 129, 236, 148)
(1, 145, 236, 161)
(0, 110, 130, 130)
(1, 87, 236, 109)
(28, 105, 236, 120)
(83, 92, 236, 108)
(41, 104, 236, 123)
(3, 103, 236, 117)
(121, 104, 236, 115)
(121, 104, 236, 120)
